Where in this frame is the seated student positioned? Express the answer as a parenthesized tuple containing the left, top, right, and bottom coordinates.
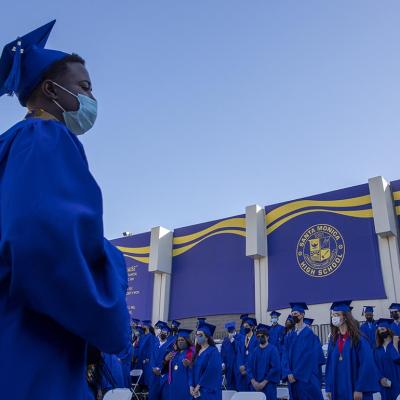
(360, 306, 377, 348)
(247, 323, 281, 400)
(389, 304, 400, 336)
(189, 322, 222, 400)
(236, 317, 258, 391)
(221, 321, 239, 390)
(269, 311, 285, 354)
(165, 329, 194, 400)
(374, 318, 400, 400)
(325, 301, 380, 400)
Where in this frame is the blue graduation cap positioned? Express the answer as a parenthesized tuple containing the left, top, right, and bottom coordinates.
(197, 322, 216, 337)
(134, 326, 144, 335)
(177, 329, 192, 338)
(0, 20, 69, 106)
(131, 318, 140, 324)
(270, 311, 281, 317)
(224, 321, 236, 332)
(245, 317, 257, 327)
(330, 301, 352, 312)
(376, 318, 393, 329)
(389, 303, 400, 311)
(362, 306, 375, 315)
(304, 318, 314, 326)
(141, 320, 153, 328)
(240, 314, 249, 321)
(290, 302, 308, 313)
(256, 323, 269, 334)
(171, 320, 181, 328)
(154, 320, 167, 329)
(160, 324, 171, 333)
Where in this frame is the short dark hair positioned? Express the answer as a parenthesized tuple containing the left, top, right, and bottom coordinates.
(27, 53, 85, 104)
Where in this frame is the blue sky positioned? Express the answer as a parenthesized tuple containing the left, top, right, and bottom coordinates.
(1, 1, 400, 238)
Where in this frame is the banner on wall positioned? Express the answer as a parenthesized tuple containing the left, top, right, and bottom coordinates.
(169, 215, 254, 320)
(265, 183, 386, 311)
(111, 232, 153, 320)
(391, 179, 400, 224)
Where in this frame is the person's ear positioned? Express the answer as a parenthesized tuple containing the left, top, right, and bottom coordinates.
(41, 80, 58, 100)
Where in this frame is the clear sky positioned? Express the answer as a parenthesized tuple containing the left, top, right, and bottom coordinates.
(1, 1, 400, 239)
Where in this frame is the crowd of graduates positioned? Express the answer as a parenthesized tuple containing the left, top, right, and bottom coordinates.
(88, 301, 400, 400)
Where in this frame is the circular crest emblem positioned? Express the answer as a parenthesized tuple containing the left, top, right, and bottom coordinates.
(296, 224, 345, 278)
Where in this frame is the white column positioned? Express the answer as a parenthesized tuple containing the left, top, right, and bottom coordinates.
(368, 176, 400, 304)
(149, 226, 173, 323)
(246, 204, 268, 324)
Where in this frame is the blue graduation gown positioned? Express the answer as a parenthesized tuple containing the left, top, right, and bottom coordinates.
(221, 335, 239, 390)
(390, 321, 400, 336)
(269, 324, 285, 355)
(189, 346, 222, 400)
(101, 353, 125, 391)
(281, 327, 323, 400)
(0, 118, 130, 400)
(236, 333, 258, 391)
(138, 333, 158, 386)
(374, 342, 400, 400)
(360, 321, 377, 348)
(165, 348, 193, 400)
(117, 343, 134, 388)
(325, 336, 380, 400)
(247, 344, 281, 400)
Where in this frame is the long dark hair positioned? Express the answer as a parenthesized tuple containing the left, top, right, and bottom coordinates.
(376, 327, 394, 348)
(330, 311, 361, 346)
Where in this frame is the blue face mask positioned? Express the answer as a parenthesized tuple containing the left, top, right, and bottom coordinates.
(51, 81, 97, 135)
(196, 335, 206, 345)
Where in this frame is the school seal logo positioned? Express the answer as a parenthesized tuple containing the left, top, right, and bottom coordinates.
(296, 224, 345, 278)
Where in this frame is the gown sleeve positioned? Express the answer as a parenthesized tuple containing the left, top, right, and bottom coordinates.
(324, 339, 335, 393)
(1, 120, 130, 354)
(198, 347, 222, 390)
(266, 345, 281, 384)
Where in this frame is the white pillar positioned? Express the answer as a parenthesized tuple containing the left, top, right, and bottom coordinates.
(149, 226, 173, 323)
(368, 176, 400, 304)
(246, 204, 268, 324)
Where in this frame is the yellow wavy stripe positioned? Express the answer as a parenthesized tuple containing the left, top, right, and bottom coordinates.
(173, 229, 246, 257)
(267, 208, 373, 235)
(266, 195, 371, 226)
(116, 245, 150, 255)
(396, 206, 400, 216)
(124, 254, 150, 264)
(393, 191, 400, 201)
(173, 217, 245, 245)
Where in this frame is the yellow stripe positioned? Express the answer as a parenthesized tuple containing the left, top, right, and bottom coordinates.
(173, 217, 245, 245)
(116, 245, 150, 255)
(173, 229, 246, 257)
(124, 254, 150, 264)
(266, 195, 371, 226)
(396, 206, 400, 216)
(393, 191, 400, 201)
(267, 208, 373, 235)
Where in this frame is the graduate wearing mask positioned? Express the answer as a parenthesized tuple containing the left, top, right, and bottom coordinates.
(360, 306, 377, 348)
(0, 21, 131, 400)
(247, 324, 281, 400)
(269, 311, 285, 355)
(189, 322, 222, 400)
(389, 304, 400, 336)
(237, 317, 258, 391)
(165, 329, 194, 400)
(373, 318, 400, 400)
(239, 314, 250, 335)
(325, 301, 380, 400)
(221, 321, 239, 390)
(281, 303, 323, 400)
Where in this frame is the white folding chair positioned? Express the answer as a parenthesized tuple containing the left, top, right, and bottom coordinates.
(103, 388, 132, 400)
(232, 393, 266, 400)
(321, 389, 330, 400)
(222, 390, 237, 400)
(129, 369, 143, 400)
(277, 386, 289, 399)
(373, 393, 382, 400)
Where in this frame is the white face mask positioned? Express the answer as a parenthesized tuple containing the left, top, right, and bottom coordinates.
(155, 328, 161, 337)
(271, 317, 278, 324)
(331, 316, 342, 327)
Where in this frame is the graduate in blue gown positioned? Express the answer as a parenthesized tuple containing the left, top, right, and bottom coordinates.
(101, 353, 126, 393)
(373, 318, 400, 400)
(221, 321, 239, 390)
(165, 329, 194, 400)
(247, 324, 281, 400)
(389, 304, 400, 336)
(268, 311, 285, 356)
(137, 322, 157, 387)
(170, 319, 181, 340)
(236, 317, 259, 391)
(0, 21, 131, 400)
(189, 322, 222, 400)
(149, 322, 175, 400)
(239, 314, 250, 335)
(360, 306, 377, 348)
(325, 301, 380, 400)
(281, 303, 323, 400)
